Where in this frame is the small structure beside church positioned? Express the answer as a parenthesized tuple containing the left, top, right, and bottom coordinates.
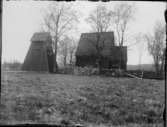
(22, 32, 55, 72)
(75, 32, 127, 70)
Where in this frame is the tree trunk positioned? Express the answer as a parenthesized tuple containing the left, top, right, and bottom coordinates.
(99, 61, 102, 74)
(70, 52, 73, 65)
(160, 49, 165, 74)
(64, 55, 67, 67)
(97, 55, 102, 74)
(154, 61, 160, 75)
(54, 36, 58, 72)
(120, 34, 124, 46)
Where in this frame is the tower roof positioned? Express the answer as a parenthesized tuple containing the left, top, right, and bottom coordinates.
(31, 32, 52, 42)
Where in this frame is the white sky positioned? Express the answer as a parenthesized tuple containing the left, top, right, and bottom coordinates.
(2, 1, 166, 65)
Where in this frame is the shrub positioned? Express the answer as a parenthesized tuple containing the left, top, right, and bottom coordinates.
(73, 66, 99, 76)
(58, 65, 74, 74)
(102, 69, 125, 77)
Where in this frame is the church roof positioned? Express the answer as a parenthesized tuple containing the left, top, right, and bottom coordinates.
(76, 32, 115, 56)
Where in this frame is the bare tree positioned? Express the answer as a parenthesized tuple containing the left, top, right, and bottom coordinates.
(134, 33, 145, 70)
(86, 5, 113, 73)
(112, 3, 135, 46)
(144, 21, 165, 74)
(42, 2, 78, 72)
(88, 5, 113, 33)
(68, 38, 77, 65)
(58, 36, 69, 67)
(58, 36, 77, 66)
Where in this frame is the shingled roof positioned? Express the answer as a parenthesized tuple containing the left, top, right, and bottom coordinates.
(31, 32, 52, 42)
(76, 32, 115, 56)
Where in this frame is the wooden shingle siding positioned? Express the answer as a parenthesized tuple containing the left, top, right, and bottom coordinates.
(76, 32, 127, 70)
(22, 32, 54, 72)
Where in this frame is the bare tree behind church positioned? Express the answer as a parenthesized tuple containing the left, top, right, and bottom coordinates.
(86, 5, 113, 73)
(112, 3, 136, 46)
(58, 36, 77, 66)
(42, 2, 78, 72)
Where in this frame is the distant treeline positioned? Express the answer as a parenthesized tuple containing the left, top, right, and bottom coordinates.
(2, 61, 22, 71)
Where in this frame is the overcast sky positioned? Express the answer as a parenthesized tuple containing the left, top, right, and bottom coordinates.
(2, 1, 166, 65)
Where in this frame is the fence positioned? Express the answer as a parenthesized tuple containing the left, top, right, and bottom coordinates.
(126, 70, 164, 80)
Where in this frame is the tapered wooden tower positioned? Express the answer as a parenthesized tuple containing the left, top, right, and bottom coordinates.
(22, 32, 54, 72)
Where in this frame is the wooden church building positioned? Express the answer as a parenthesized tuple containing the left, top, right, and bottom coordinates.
(75, 32, 127, 70)
(22, 32, 55, 72)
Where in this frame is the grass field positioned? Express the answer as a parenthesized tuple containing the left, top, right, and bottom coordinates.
(0, 71, 165, 126)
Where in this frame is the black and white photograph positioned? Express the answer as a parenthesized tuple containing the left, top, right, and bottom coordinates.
(0, 0, 166, 126)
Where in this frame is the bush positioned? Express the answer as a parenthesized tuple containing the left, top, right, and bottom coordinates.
(102, 69, 125, 77)
(59, 66, 126, 77)
(73, 66, 99, 76)
(58, 66, 99, 76)
(58, 65, 74, 74)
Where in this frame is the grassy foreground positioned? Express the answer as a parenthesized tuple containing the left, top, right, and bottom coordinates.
(0, 71, 165, 126)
